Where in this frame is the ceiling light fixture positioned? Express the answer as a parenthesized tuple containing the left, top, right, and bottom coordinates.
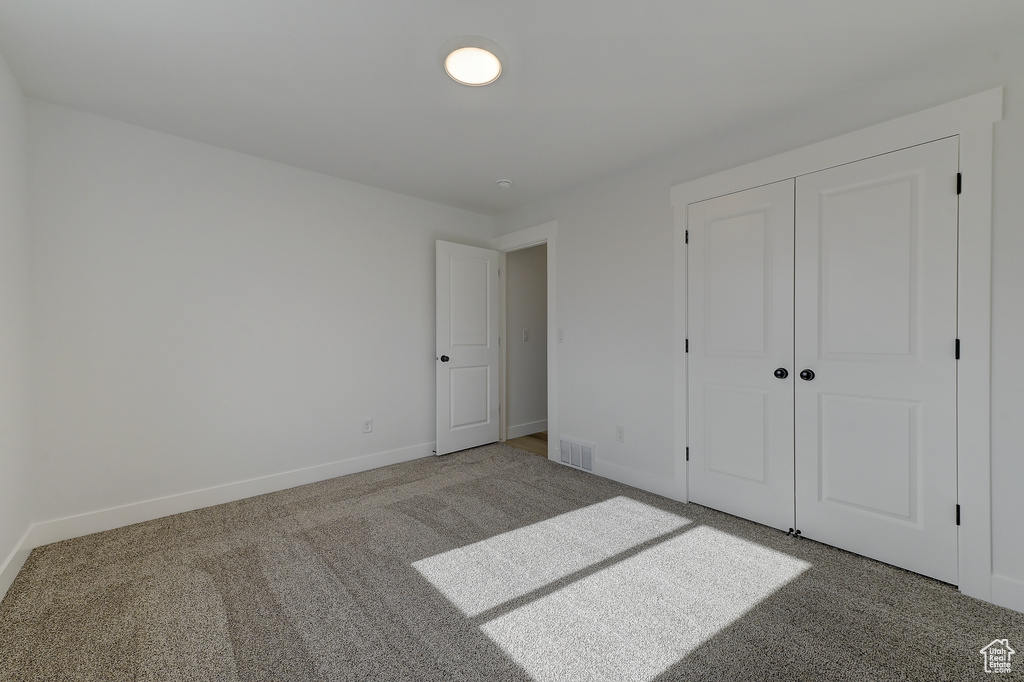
(440, 36, 506, 86)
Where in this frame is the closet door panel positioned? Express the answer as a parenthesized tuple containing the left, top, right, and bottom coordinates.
(794, 137, 959, 584)
(687, 180, 795, 531)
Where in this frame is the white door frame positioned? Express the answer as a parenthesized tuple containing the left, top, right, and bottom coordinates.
(493, 221, 558, 459)
(672, 88, 1002, 605)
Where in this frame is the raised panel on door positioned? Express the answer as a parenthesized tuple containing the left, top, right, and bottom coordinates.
(687, 180, 796, 532)
(436, 241, 501, 455)
(794, 137, 959, 584)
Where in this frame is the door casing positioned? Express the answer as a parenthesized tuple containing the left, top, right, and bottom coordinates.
(493, 221, 558, 458)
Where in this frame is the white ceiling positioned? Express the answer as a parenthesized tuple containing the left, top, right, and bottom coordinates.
(1, 1, 1023, 215)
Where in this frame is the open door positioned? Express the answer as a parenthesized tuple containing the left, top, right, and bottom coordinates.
(436, 240, 502, 455)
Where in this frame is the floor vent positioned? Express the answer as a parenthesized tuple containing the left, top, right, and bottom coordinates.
(558, 437, 595, 472)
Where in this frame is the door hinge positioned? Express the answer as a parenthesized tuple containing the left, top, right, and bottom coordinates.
(956, 504, 961, 526)
(956, 173, 962, 195)
(955, 338, 960, 360)
(686, 446, 689, 462)
(685, 339, 689, 353)
(685, 229, 689, 244)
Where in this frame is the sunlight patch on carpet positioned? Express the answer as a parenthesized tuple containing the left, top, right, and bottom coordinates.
(415, 497, 810, 682)
(480, 526, 810, 681)
(412, 496, 691, 617)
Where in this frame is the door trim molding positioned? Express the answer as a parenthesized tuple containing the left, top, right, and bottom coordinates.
(493, 221, 558, 459)
(672, 88, 1002, 605)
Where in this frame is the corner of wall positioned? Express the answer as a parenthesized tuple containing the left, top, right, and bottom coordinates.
(0, 44, 37, 608)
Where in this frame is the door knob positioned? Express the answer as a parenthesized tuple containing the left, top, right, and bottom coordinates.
(774, 368, 789, 379)
(440, 355, 450, 363)
(799, 369, 815, 381)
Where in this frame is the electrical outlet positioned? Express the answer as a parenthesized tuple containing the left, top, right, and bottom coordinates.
(616, 426, 625, 443)
(362, 418, 373, 434)
(522, 329, 529, 342)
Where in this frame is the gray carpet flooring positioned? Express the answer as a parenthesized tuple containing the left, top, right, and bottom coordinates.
(1, 442, 1021, 681)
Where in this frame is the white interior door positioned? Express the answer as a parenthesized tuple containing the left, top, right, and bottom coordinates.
(436, 241, 502, 456)
(687, 180, 796, 532)
(794, 137, 959, 583)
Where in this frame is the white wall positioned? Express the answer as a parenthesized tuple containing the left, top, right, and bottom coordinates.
(0, 52, 33, 594)
(499, 175, 677, 493)
(27, 101, 494, 527)
(495, 26, 1024, 603)
(505, 244, 547, 437)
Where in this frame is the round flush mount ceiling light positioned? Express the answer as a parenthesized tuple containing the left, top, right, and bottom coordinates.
(440, 36, 506, 86)
(446, 48, 500, 85)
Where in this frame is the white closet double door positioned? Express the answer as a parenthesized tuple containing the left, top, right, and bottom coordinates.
(687, 138, 959, 584)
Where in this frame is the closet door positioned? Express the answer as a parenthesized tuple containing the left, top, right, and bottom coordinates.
(687, 180, 795, 531)
(794, 138, 959, 583)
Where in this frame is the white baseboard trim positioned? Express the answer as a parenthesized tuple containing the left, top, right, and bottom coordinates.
(507, 420, 548, 440)
(28, 442, 435, 550)
(992, 574, 1024, 614)
(592, 459, 682, 503)
(0, 525, 33, 602)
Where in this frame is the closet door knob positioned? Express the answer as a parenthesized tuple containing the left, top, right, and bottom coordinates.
(440, 355, 450, 363)
(799, 369, 815, 381)
(774, 368, 789, 379)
